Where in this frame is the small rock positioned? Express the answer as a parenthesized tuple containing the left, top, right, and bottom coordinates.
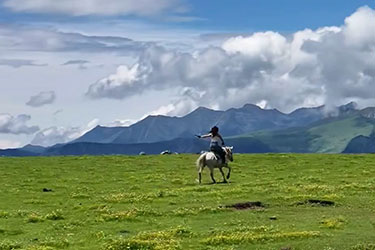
(280, 247, 292, 250)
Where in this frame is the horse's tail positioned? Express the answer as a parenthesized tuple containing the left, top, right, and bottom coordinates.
(196, 153, 206, 171)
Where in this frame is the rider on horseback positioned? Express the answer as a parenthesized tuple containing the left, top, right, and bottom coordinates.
(196, 126, 226, 164)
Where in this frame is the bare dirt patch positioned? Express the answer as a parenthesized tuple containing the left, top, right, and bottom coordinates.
(225, 201, 265, 210)
(297, 199, 335, 206)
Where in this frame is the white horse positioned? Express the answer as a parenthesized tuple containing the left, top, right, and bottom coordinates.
(196, 146, 234, 184)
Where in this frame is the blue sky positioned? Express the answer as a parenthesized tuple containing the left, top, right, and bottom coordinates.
(182, 0, 375, 31)
(1, 0, 373, 31)
(0, 0, 374, 149)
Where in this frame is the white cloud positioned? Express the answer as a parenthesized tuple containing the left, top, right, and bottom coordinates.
(106, 119, 137, 127)
(222, 32, 289, 60)
(31, 119, 99, 147)
(62, 59, 89, 69)
(0, 139, 22, 149)
(146, 87, 205, 116)
(62, 60, 90, 65)
(0, 114, 39, 135)
(0, 25, 147, 54)
(343, 6, 375, 49)
(26, 91, 56, 107)
(86, 63, 150, 99)
(3, 0, 182, 16)
(0, 59, 46, 68)
(86, 6, 375, 114)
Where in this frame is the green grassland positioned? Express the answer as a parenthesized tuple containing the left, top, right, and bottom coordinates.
(1, 154, 375, 250)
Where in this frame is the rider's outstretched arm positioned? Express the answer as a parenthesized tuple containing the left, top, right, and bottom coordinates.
(200, 133, 212, 139)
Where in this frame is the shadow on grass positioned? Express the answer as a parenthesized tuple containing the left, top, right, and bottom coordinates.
(203, 181, 234, 185)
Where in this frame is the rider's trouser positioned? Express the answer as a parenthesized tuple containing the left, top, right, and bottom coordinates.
(210, 143, 225, 163)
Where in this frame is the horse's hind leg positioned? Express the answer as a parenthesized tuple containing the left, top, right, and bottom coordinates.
(209, 168, 216, 184)
(219, 168, 227, 183)
(197, 166, 204, 184)
(198, 168, 202, 184)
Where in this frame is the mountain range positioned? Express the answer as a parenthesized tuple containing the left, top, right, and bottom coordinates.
(1, 102, 374, 157)
(74, 103, 326, 145)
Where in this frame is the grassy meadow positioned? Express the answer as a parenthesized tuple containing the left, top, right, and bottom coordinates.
(1, 154, 375, 250)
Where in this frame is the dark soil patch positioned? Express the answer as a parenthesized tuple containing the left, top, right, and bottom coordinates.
(297, 199, 335, 206)
(269, 216, 277, 220)
(119, 230, 130, 235)
(225, 201, 265, 210)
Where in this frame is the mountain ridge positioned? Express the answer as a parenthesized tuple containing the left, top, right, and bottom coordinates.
(74, 103, 329, 145)
(2, 102, 375, 156)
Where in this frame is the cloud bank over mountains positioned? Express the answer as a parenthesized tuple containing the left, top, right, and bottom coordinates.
(31, 119, 99, 147)
(87, 6, 375, 115)
(0, 114, 39, 135)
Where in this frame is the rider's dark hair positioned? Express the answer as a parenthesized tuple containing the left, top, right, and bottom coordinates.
(210, 126, 219, 136)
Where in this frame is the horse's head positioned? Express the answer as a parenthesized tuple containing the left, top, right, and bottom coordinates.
(224, 146, 234, 162)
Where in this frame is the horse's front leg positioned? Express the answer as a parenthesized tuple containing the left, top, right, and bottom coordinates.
(226, 165, 231, 180)
(219, 167, 227, 183)
(209, 168, 216, 184)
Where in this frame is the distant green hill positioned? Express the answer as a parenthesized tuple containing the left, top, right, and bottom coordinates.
(230, 114, 375, 153)
(343, 130, 375, 153)
(308, 115, 374, 153)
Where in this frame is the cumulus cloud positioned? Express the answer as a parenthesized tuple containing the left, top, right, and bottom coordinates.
(0, 25, 148, 54)
(0, 114, 39, 135)
(343, 6, 375, 49)
(147, 87, 205, 116)
(86, 6, 375, 115)
(31, 119, 99, 147)
(3, 0, 182, 17)
(0, 59, 46, 68)
(26, 91, 56, 107)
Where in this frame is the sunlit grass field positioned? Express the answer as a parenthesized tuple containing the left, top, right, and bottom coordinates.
(1, 154, 375, 250)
